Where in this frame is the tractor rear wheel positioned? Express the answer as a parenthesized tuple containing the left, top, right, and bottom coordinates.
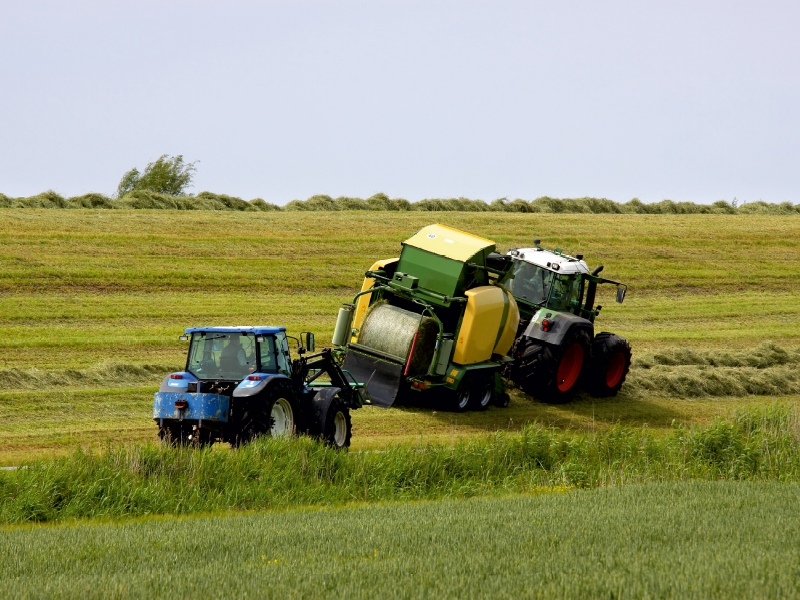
(584, 333, 632, 397)
(319, 397, 352, 450)
(235, 383, 299, 446)
(517, 328, 591, 403)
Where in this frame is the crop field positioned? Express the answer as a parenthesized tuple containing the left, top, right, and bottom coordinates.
(1, 210, 799, 463)
(3, 482, 799, 599)
(2, 209, 799, 596)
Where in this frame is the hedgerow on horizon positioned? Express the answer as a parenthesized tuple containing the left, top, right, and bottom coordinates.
(1, 190, 799, 214)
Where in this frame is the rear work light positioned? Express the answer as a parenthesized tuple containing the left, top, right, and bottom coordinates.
(170, 374, 183, 379)
(247, 375, 262, 381)
(541, 319, 553, 332)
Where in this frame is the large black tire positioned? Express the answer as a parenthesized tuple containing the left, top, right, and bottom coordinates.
(319, 397, 352, 450)
(234, 382, 299, 446)
(467, 373, 494, 411)
(445, 375, 473, 412)
(584, 332, 632, 397)
(512, 328, 591, 404)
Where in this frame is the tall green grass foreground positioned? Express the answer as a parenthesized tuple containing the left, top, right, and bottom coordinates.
(2, 405, 798, 525)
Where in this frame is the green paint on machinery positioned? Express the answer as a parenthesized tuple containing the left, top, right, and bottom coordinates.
(334, 224, 520, 412)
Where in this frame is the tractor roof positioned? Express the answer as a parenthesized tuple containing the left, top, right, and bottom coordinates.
(402, 224, 495, 263)
(184, 326, 286, 335)
(508, 247, 590, 275)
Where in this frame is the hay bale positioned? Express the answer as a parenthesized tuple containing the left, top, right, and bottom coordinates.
(357, 304, 440, 375)
(359, 304, 422, 360)
(407, 317, 439, 376)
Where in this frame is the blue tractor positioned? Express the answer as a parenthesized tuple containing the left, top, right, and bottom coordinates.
(153, 326, 369, 449)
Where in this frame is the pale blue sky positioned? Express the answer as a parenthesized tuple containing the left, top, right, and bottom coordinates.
(1, 0, 798, 204)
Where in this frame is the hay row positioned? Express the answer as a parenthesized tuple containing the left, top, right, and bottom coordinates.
(2, 190, 799, 215)
(633, 342, 800, 370)
(0, 363, 176, 390)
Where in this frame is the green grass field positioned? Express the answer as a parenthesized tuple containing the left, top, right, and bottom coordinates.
(3, 482, 798, 599)
(2, 209, 800, 596)
(1, 210, 799, 462)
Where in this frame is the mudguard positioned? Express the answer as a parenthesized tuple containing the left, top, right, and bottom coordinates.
(158, 372, 198, 393)
(307, 387, 342, 435)
(522, 311, 593, 347)
(232, 373, 291, 398)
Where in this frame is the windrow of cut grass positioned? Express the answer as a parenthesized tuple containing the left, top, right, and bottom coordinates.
(3, 190, 799, 215)
(625, 343, 800, 397)
(1, 404, 797, 525)
(0, 363, 174, 390)
(1, 343, 797, 395)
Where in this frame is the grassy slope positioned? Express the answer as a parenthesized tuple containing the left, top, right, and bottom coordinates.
(1, 210, 799, 462)
(2, 482, 799, 599)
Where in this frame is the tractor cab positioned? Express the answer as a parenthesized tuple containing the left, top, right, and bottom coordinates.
(183, 327, 292, 383)
(507, 243, 626, 323)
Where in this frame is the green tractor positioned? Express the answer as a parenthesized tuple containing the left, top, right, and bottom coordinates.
(504, 240, 632, 403)
(332, 224, 520, 412)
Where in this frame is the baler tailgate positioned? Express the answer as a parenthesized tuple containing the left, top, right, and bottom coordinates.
(342, 347, 405, 408)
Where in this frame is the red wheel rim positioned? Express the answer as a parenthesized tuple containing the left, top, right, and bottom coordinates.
(606, 352, 626, 388)
(556, 343, 584, 392)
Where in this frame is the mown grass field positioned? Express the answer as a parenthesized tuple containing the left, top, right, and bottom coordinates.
(1, 210, 799, 463)
(3, 482, 799, 599)
(3, 209, 800, 597)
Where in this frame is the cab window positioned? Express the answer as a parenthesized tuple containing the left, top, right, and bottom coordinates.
(548, 275, 581, 311)
(275, 332, 291, 375)
(258, 336, 279, 374)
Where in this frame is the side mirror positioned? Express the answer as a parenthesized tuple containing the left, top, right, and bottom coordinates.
(616, 287, 626, 304)
(304, 332, 315, 352)
(179, 335, 189, 341)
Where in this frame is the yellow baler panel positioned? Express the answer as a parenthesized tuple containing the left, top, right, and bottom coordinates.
(453, 286, 506, 365)
(352, 258, 398, 338)
(493, 291, 520, 356)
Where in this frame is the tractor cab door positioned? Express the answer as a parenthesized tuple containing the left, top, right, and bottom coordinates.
(275, 332, 292, 375)
(257, 333, 292, 376)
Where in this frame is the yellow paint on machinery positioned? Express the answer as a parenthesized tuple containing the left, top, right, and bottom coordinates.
(453, 286, 520, 365)
(493, 291, 520, 356)
(402, 224, 494, 262)
(352, 258, 398, 338)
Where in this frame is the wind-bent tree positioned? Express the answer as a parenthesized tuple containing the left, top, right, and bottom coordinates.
(116, 155, 198, 197)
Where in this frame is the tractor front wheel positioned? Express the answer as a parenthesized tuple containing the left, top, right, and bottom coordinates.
(319, 398, 352, 450)
(584, 333, 632, 397)
(519, 329, 591, 403)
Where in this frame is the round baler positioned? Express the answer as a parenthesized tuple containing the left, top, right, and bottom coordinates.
(335, 224, 519, 412)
